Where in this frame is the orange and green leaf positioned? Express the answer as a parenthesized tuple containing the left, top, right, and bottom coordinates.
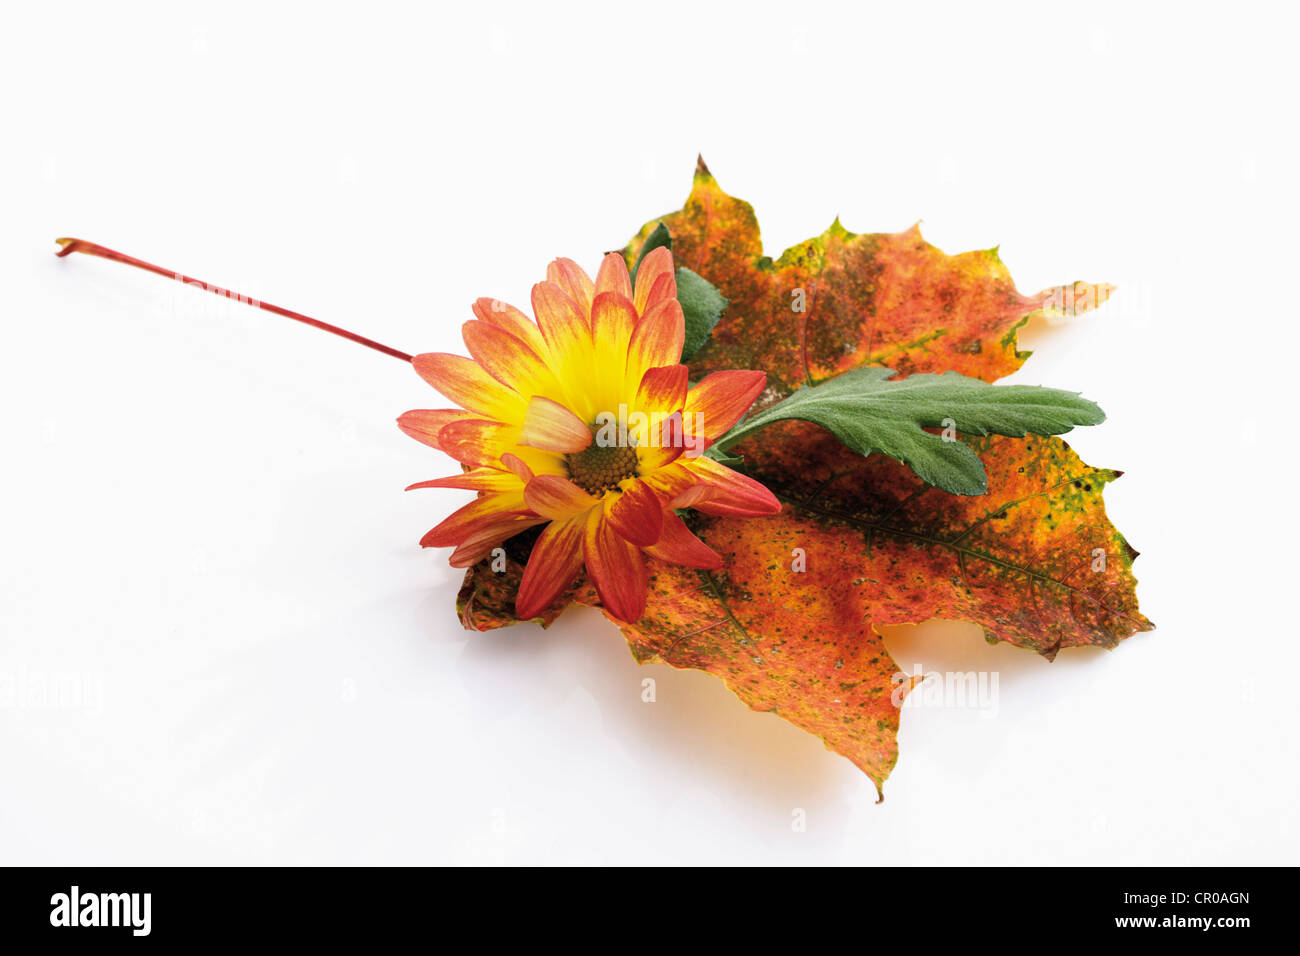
(456, 160, 1150, 794)
(624, 157, 1114, 399)
(460, 425, 1151, 794)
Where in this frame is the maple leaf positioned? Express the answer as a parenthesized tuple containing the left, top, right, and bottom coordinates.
(457, 159, 1151, 796)
(625, 157, 1114, 399)
(462, 425, 1150, 791)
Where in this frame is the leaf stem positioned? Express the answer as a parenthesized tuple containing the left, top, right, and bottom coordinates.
(711, 419, 763, 453)
(713, 406, 783, 452)
(54, 238, 414, 363)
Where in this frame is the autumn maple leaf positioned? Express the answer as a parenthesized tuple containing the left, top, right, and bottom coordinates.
(457, 159, 1152, 796)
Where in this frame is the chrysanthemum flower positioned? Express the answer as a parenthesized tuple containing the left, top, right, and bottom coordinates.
(399, 248, 781, 623)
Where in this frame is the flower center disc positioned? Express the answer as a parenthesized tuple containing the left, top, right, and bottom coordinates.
(566, 443, 639, 496)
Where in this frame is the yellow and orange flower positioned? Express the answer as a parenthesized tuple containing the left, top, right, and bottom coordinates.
(398, 248, 780, 623)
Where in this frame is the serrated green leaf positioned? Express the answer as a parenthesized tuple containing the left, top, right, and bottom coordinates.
(674, 266, 728, 362)
(714, 368, 1105, 495)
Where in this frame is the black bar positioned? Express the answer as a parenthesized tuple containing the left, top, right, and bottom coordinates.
(0, 866, 1282, 943)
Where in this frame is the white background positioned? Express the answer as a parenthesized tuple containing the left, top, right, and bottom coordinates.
(2, 1, 1296, 865)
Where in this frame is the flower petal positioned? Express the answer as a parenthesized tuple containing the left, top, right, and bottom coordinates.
(472, 297, 547, 357)
(633, 246, 676, 316)
(437, 418, 514, 466)
(515, 514, 587, 620)
(583, 510, 647, 624)
(683, 369, 768, 442)
(518, 396, 592, 453)
(397, 409, 476, 451)
(531, 281, 595, 416)
(638, 460, 702, 507)
(636, 365, 689, 413)
(633, 366, 691, 470)
(546, 258, 595, 318)
(590, 290, 638, 351)
(405, 468, 520, 492)
(590, 291, 639, 409)
(637, 438, 684, 473)
(523, 474, 599, 520)
(680, 455, 782, 516)
(420, 493, 532, 549)
(645, 511, 723, 569)
(594, 251, 632, 302)
(606, 480, 663, 547)
(627, 298, 685, 386)
(506, 446, 568, 481)
(532, 281, 591, 352)
(462, 319, 560, 396)
(412, 352, 522, 421)
(449, 515, 544, 568)
(644, 272, 677, 315)
(499, 452, 534, 483)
